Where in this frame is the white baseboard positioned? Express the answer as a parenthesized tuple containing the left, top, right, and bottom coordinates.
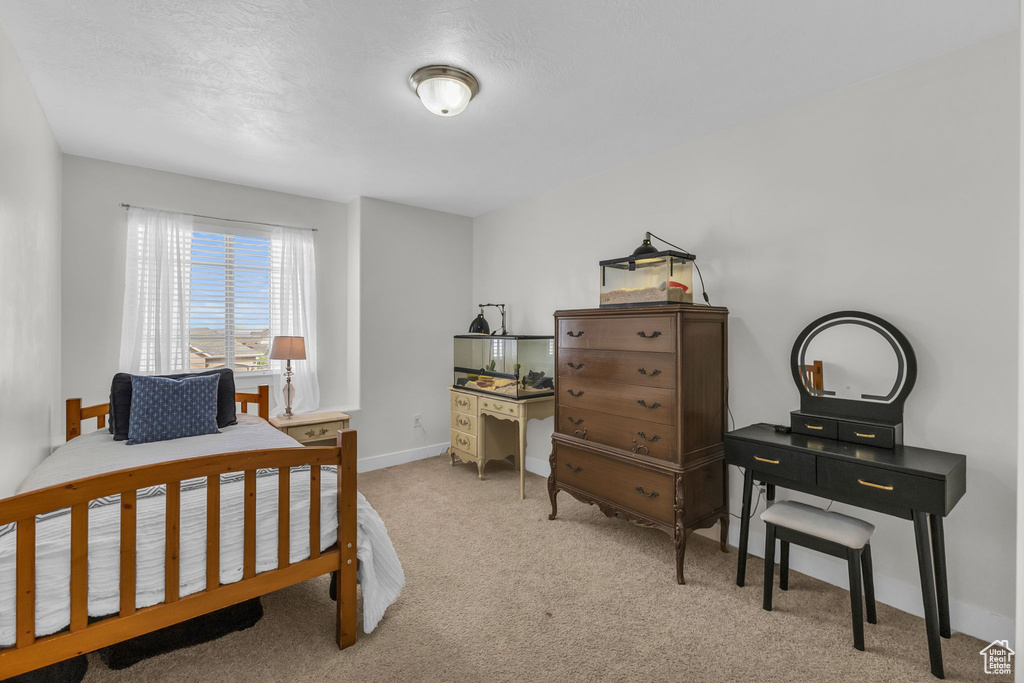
(525, 455, 1011, 644)
(357, 442, 449, 474)
(725, 526, 1013, 645)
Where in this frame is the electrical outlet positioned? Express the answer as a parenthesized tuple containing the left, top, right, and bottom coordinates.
(413, 414, 422, 428)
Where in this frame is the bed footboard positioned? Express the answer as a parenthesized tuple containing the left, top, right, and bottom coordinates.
(0, 429, 358, 679)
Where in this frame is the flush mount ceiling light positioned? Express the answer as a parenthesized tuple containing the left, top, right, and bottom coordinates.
(409, 65, 479, 117)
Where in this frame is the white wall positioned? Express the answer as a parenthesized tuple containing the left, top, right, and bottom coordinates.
(0, 21, 62, 497)
(60, 156, 349, 412)
(348, 197, 473, 467)
(474, 32, 1019, 641)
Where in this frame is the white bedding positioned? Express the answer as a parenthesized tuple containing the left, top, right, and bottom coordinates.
(0, 414, 404, 645)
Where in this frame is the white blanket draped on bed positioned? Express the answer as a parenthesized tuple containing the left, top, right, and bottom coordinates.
(0, 414, 404, 645)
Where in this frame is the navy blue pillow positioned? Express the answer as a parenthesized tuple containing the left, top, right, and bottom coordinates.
(110, 368, 236, 441)
(127, 374, 220, 445)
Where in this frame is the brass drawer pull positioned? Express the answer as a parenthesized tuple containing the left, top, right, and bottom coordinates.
(566, 361, 584, 369)
(566, 330, 584, 338)
(858, 479, 893, 491)
(564, 462, 583, 473)
(319, 427, 329, 436)
(457, 436, 470, 448)
(574, 428, 588, 439)
(456, 416, 470, 427)
(631, 440, 649, 455)
(567, 416, 584, 425)
(305, 429, 317, 438)
(805, 424, 824, 431)
(636, 400, 661, 409)
(636, 431, 661, 442)
(855, 432, 876, 439)
(456, 398, 469, 407)
(636, 331, 662, 339)
(754, 456, 780, 464)
(635, 486, 659, 498)
(567, 389, 584, 397)
(637, 368, 662, 376)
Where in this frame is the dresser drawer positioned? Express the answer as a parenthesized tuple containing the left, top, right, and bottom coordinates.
(555, 444, 674, 524)
(837, 421, 896, 449)
(451, 391, 477, 414)
(791, 413, 837, 440)
(287, 421, 347, 444)
(558, 348, 676, 389)
(817, 458, 947, 515)
(450, 429, 477, 456)
(479, 397, 521, 418)
(558, 315, 676, 353)
(559, 378, 676, 425)
(558, 407, 677, 463)
(728, 444, 816, 486)
(451, 411, 477, 435)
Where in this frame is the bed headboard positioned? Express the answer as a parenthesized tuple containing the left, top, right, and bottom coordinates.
(66, 384, 271, 441)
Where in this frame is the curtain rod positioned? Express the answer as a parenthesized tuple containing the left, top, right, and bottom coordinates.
(119, 203, 318, 232)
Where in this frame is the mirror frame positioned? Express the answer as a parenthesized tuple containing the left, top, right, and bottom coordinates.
(790, 310, 917, 424)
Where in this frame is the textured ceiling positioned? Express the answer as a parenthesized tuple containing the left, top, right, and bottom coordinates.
(0, 1, 1017, 216)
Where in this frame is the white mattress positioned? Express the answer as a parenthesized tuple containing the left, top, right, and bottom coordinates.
(0, 414, 404, 645)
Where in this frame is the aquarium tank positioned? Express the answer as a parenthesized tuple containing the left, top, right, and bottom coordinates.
(599, 248, 695, 307)
(454, 335, 555, 398)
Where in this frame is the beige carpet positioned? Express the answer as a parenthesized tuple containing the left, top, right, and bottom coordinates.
(82, 455, 990, 682)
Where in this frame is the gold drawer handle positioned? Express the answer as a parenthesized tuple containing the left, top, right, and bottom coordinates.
(456, 398, 469, 407)
(574, 428, 587, 439)
(754, 456, 780, 464)
(457, 417, 470, 427)
(855, 432, 875, 439)
(631, 440, 649, 455)
(636, 431, 660, 442)
(635, 486, 659, 498)
(305, 429, 317, 438)
(858, 479, 893, 491)
(319, 427, 329, 436)
(805, 424, 824, 431)
(457, 436, 470, 447)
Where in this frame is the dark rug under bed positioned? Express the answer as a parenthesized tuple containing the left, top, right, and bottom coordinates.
(4, 598, 263, 682)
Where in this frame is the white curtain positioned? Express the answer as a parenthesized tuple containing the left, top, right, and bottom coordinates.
(119, 208, 194, 374)
(270, 226, 320, 414)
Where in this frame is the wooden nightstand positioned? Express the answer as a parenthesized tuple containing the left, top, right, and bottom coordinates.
(270, 411, 351, 447)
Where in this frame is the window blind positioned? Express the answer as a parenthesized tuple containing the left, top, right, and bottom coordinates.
(189, 229, 273, 372)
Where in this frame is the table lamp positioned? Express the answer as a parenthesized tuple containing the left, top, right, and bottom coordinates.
(269, 335, 306, 418)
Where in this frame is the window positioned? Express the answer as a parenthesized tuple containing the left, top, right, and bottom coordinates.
(188, 227, 272, 372)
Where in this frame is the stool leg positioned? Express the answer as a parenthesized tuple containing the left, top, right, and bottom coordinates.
(779, 541, 790, 591)
(762, 524, 777, 611)
(847, 548, 865, 651)
(861, 544, 877, 625)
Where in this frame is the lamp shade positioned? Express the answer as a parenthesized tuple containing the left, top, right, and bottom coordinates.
(269, 336, 306, 360)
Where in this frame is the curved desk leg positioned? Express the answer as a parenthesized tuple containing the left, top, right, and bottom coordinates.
(736, 468, 753, 587)
(519, 418, 527, 500)
(913, 511, 944, 679)
(929, 514, 951, 639)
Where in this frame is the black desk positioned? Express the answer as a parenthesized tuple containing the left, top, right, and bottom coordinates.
(724, 424, 966, 679)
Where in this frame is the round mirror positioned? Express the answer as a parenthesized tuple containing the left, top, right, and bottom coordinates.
(791, 311, 916, 422)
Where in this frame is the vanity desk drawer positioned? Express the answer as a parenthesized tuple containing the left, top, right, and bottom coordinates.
(730, 444, 816, 486)
(790, 413, 837, 439)
(837, 421, 898, 449)
(817, 458, 946, 515)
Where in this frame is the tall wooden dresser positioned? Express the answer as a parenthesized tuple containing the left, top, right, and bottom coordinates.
(548, 304, 729, 584)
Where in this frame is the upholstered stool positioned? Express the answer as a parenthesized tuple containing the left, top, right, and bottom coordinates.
(761, 500, 877, 651)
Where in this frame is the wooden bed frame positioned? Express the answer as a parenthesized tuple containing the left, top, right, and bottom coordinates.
(0, 385, 358, 679)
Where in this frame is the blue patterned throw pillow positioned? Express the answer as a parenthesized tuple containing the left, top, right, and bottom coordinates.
(127, 374, 220, 445)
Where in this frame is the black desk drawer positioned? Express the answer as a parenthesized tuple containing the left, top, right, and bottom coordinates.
(730, 444, 815, 486)
(791, 414, 837, 440)
(817, 458, 946, 515)
(837, 421, 896, 449)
